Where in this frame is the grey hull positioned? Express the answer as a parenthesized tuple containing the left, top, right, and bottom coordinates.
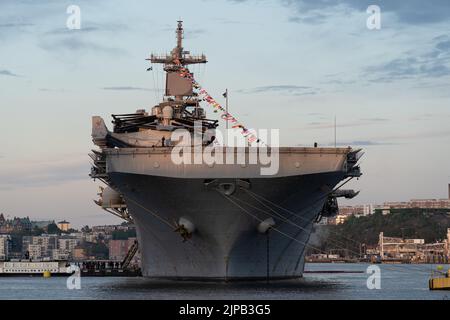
(110, 171, 344, 279)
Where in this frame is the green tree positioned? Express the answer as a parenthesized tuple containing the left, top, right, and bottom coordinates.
(46, 223, 61, 235)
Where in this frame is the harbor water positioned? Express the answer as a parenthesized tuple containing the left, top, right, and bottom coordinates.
(0, 263, 449, 300)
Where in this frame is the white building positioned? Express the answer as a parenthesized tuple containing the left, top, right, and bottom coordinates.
(22, 235, 58, 259)
(57, 220, 71, 232)
(0, 235, 11, 261)
(27, 244, 42, 260)
(58, 238, 80, 257)
(363, 204, 374, 216)
(51, 249, 70, 261)
(84, 233, 98, 243)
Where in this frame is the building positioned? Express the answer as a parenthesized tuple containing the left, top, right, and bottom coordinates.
(22, 235, 58, 258)
(72, 247, 86, 261)
(57, 220, 71, 232)
(384, 198, 450, 209)
(22, 235, 58, 259)
(58, 238, 80, 256)
(92, 224, 131, 233)
(444, 228, 450, 258)
(68, 232, 83, 239)
(1, 216, 17, 233)
(0, 216, 32, 233)
(339, 204, 374, 217)
(378, 231, 449, 262)
(84, 233, 99, 243)
(51, 248, 69, 261)
(27, 244, 42, 260)
(0, 235, 11, 261)
(108, 238, 136, 261)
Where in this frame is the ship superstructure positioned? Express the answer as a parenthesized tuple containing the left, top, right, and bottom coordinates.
(90, 21, 362, 280)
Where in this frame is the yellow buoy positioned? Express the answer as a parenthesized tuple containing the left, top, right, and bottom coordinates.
(43, 271, 51, 278)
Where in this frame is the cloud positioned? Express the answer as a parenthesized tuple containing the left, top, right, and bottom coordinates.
(375, 129, 450, 142)
(436, 40, 450, 52)
(364, 35, 450, 82)
(306, 118, 387, 129)
(185, 28, 207, 39)
(102, 86, 152, 91)
(240, 85, 319, 95)
(321, 79, 357, 86)
(288, 14, 328, 25)
(326, 128, 450, 146)
(0, 22, 34, 28)
(39, 36, 126, 56)
(281, 0, 450, 25)
(45, 26, 101, 35)
(38, 21, 128, 56)
(360, 118, 389, 122)
(307, 112, 325, 116)
(0, 158, 89, 190)
(39, 88, 66, 92)
(214, 18, 256, 25)
(0, 69, 21, 77)
(45, 22, 128, 36)
(408, 113, 450, 121)
(331, 140, 395, 146)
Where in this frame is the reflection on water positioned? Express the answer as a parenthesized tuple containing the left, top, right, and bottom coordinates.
(0, 263, 449, 300)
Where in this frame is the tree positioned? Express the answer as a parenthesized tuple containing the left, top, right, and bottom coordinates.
(312, 208, 450, 257)
(46, 223, 61, 235)
(112, 229, 136, 240)
(31, 226, 45, 236)
(83, 242, 109, 259)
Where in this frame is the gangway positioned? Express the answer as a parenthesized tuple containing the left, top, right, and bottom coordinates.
(121, 241, 139, 270)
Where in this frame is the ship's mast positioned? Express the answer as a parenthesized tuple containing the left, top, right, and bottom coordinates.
(149, 21, 207, 72)
(146, 21, 209, 123)
(175, 20, 183, 59)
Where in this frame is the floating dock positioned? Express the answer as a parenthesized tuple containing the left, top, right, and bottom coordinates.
(429, 268, 450, 290)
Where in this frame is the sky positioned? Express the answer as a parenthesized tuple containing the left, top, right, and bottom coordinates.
(0, 0, 449, 228)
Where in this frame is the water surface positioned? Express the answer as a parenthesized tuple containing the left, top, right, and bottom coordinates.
(0, 263, 448, 300)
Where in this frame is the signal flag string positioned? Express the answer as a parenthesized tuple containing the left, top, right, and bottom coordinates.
(178, 66, 267, 147)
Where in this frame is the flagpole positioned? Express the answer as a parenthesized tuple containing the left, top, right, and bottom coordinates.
(225, 88, 229, 130)
(334, 115, 337, 148)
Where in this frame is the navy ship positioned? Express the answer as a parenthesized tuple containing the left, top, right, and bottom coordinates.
(90, 21, 362, 280)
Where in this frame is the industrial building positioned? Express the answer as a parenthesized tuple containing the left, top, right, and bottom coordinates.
(377, 229, 450, 263)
